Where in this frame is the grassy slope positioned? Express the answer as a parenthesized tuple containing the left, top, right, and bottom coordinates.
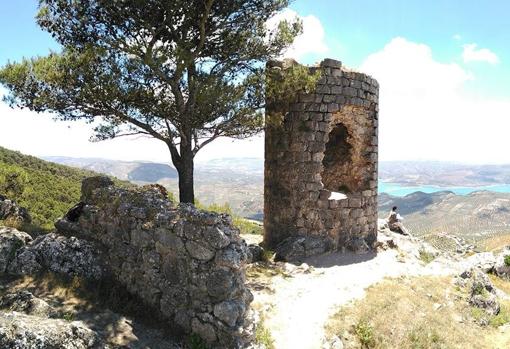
(0, 146, 262, 236)
(326, 276, 510, 349)
(0, 146, 121, 231)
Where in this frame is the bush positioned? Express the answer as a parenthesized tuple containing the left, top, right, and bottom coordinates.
(197, 201, 263, 235)
(255, 320, 275, 349)
(354, 320, 375, 348)
(418, 249, 435, 264)
(188, 334, 208, 349)
(504, 254, 510, 267)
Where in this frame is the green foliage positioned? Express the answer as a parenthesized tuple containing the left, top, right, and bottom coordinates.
(354, 320, 376, 348)
(255, 320, 275, 349)
(188, 334, 208, 349)
(418, 249, 435, 264)
(167, 191, 177, 203)
(0, 165, 28, 200)
(196, 201, 263, 235)
(471, 282, 487, 297)
(504, 254, 510, 267)
(261, 249, 275, 263)
(489, 301, 510, 327)
(265, 63, 321, 129)
(62, 312, 75, 322)
(0, 0, 303, 203)
(0, 146, 125, 231)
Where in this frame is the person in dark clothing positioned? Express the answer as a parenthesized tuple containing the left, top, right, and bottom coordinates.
(387, 206, 409, 236)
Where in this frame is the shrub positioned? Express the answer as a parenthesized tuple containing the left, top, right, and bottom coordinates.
(188, 334, 208, 349)
(354, 320, 375, 348)
(197, 201, 263, 235)
(504, 254, 510, 267)
(418, 249, 435, 264)
(255, 320, 275, 349)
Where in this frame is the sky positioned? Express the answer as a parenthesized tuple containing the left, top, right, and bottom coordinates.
(0, 1, 509, 164)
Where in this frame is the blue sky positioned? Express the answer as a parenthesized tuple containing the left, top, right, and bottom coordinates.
(290, 0, 510, 98)
(0, 1, 509, 163)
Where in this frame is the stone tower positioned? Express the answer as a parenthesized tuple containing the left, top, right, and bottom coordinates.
(264, 58, 379, 258)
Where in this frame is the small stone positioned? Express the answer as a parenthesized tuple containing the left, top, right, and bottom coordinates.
(213, 300, 242, 327)
(185, 241, 215, 261)
(80, 176, 114, 203)
(191, 318, 217, 344)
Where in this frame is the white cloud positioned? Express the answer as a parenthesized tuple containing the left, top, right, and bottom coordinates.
(266, 9, 328, 60)
(462, 43, 500, 64)
(360, 37, 510, 164)
(453, 34, 462, 41)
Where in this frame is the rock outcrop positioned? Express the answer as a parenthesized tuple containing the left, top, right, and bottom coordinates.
(0, 195, 31, 224)
(0, 291, 58, 318)
(494, 247, 510, 278)
(53, 176, 253, 348)
(0, 226, 32, 273)
(0, 311, 101, 349)
(7, 233, 105, 279)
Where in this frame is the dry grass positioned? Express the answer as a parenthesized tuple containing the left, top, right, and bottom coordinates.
(490, 274, 510, 295)
(325, 275, 510, 349)
(478, 234, 510, 253)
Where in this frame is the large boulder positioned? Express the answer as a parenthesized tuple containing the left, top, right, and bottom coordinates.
(80, 176, 114, 203)
(0, 291, 58, 318)
(274, 235, 329, 263)
(7, 233, 105, 279)
(0, 226, 32, 273)
(463, 252, 497, 273)
(0, 311, 100, 349)
(0, 195, 31, 224)
(457, 268, 501, 322)
(495, 248, 510, 278)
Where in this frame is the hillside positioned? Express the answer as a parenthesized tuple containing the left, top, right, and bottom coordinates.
(379, 191, 510, 247)
(379, 161, 510, 187)
(47, 156, 264, 220)
(0, 147, 126, 230)
(43, 156, 178, 182)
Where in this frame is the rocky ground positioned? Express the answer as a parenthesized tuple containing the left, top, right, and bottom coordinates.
(245, 221, 510, 349)
(0, 227, 182, 349)
(2, 195, 510, 349)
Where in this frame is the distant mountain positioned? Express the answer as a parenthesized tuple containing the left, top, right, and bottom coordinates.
(44, 156, 178, 182)
(379, 190, 510, 243)
(44, 156, 264, 220)
(196, 157, 263, 174)
(379, 161, 510, 187)
(41, 156, 510, 235)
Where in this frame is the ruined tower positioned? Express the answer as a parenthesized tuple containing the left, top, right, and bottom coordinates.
(264, 58, 379, 258)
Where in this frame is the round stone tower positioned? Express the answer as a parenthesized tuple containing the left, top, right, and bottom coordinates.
(264, 58, 379, 258)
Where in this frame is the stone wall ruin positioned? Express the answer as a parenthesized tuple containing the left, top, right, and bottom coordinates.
(264, 58, 379, 259)
(54, 177, 253, 348)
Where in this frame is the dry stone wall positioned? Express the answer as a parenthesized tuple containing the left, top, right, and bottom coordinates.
(265, 58, 379, 259)
(55, 177, 253, 348)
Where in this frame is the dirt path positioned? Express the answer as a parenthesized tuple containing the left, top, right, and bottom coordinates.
(248, 234, 463, 349)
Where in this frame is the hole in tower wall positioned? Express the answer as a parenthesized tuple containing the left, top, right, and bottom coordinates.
(321, 123, 353, 193)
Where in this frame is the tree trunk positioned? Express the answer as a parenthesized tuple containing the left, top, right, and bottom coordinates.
(177, 159, 194, 203)
(175, 141, 195, 204)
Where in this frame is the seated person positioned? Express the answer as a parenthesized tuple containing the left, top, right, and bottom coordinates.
(387, 206, 409, 236)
